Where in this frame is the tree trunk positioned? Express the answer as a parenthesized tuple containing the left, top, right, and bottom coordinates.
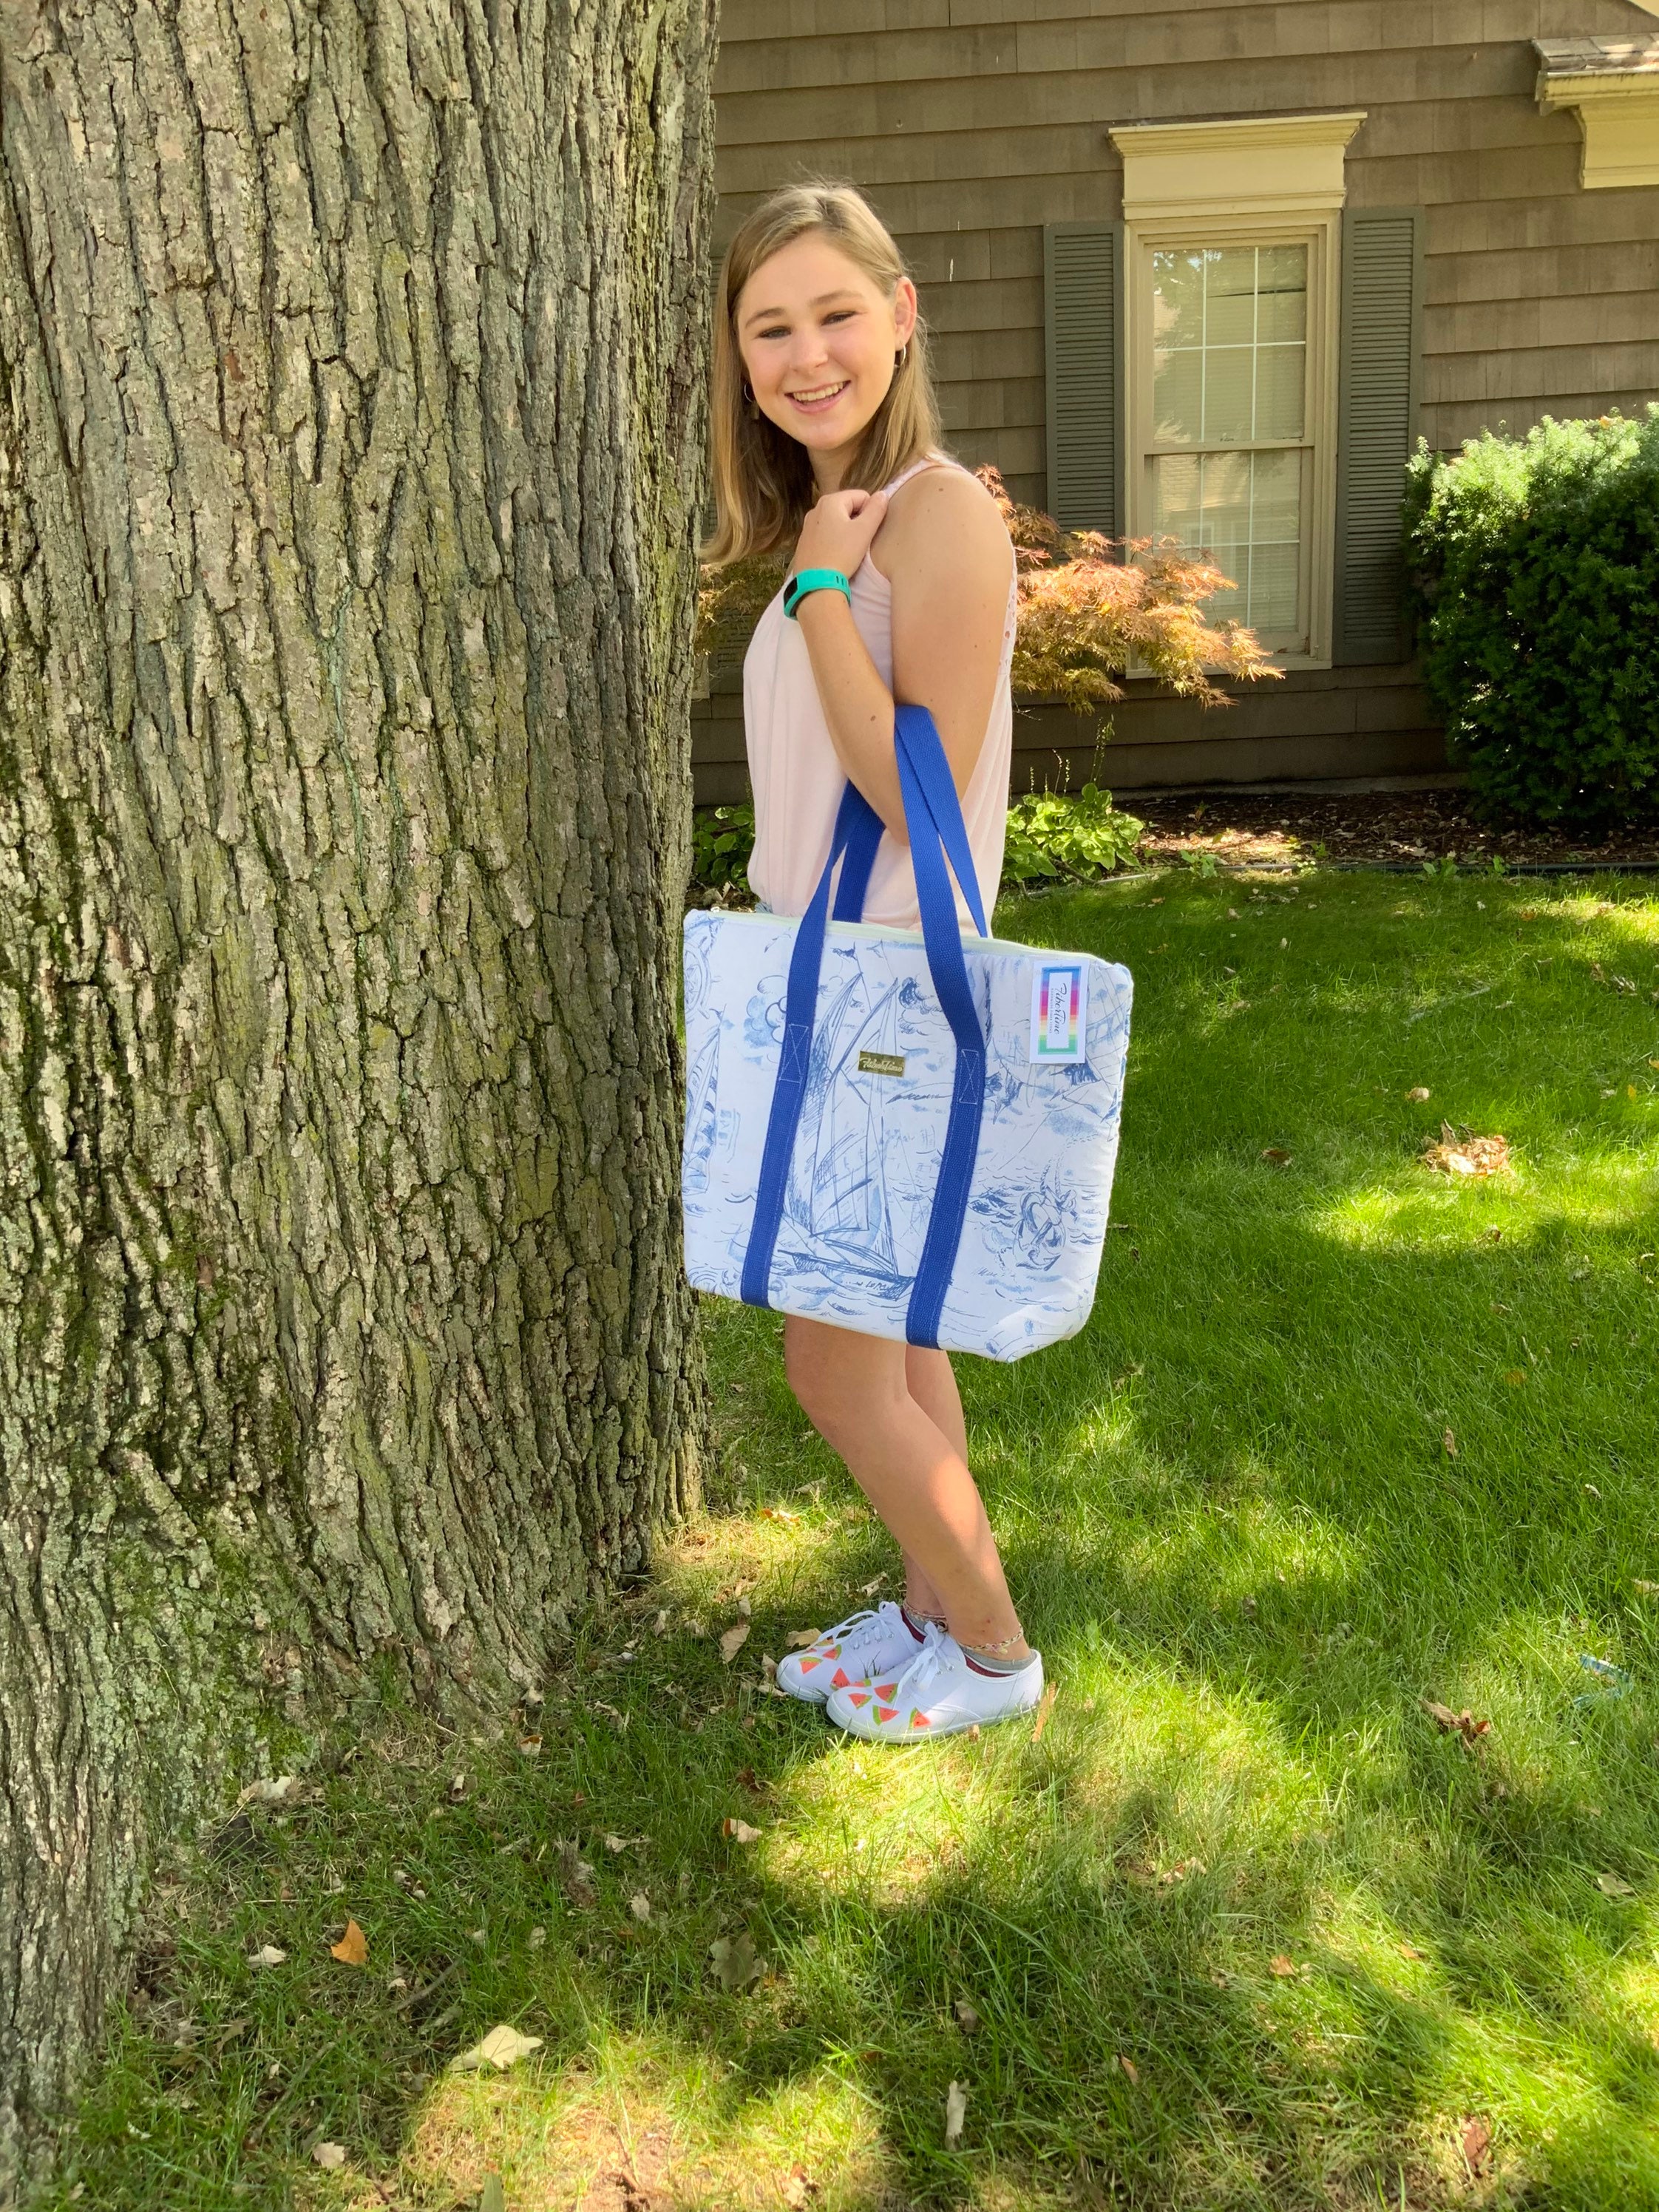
(0, 0, 716, 2188)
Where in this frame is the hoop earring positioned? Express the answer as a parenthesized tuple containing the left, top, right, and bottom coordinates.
(741, 379, 759, 421)
(894, 342, 908, 367)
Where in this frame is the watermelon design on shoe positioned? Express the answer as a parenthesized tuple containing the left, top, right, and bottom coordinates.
(823, 1621, 1046, 1743)
(773, 1602, 926, 1709)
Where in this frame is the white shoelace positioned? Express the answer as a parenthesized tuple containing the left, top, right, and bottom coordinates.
(889, 1620, 951, 1700)
(813, 1604, 890, 1649)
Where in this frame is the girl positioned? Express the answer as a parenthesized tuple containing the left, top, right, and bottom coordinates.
(699, 180, 1042, 1740)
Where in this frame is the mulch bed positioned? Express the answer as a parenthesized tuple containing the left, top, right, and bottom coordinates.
(1126, 787, 1659, 871)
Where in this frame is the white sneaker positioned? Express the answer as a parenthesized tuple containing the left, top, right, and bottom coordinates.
(824, 1622, 1044, 1741)
(774, 1601, 925, 1706)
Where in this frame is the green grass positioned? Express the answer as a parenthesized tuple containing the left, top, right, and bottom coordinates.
(39, 871, 1659, 2211)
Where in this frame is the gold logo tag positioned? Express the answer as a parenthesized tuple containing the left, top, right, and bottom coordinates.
(858, 1050, 906, 1077)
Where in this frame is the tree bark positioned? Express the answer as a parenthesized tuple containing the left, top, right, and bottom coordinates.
(0, 0, 716, 2188)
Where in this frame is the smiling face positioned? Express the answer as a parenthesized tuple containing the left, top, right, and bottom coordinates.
(734, 231, 917, 489)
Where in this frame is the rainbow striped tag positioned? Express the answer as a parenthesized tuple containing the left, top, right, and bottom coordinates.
(1029, 960, 1088, 1063)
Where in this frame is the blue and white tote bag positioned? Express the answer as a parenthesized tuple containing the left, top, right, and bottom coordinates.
(680, 705, 1133, 1361)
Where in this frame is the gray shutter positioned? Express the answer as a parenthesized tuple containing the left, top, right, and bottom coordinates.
(1044, 222, 1124, 539)
(1334, 207, 1425, 665)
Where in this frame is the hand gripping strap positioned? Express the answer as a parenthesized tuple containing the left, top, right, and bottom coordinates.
(737, 708, 989, 1341)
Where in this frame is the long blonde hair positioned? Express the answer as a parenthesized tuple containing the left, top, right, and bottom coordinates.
(700, 177, 948, 566)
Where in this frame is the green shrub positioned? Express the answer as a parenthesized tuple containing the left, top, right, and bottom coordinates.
(1001, 783, 1144, 888)
(688, 784, 1144, 899)
(1402, 407, 1659, 826)
(689, 802, 756, 892)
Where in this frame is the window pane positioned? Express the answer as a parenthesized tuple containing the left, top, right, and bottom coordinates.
(1203, 347, 1255, 444)
(1205, 249, 1257, 347)
(1251, 447, 1302, 543)
(1255, 345, 1306, 441)
(1198, 449, 1252, 552)
(1153, 345, 1203, 444)
(1251, 540, 1300, 631)
(1152, 249, 1206, 349)
(1150, 451, 1203, 543)
(1257, 246, 1308, 342)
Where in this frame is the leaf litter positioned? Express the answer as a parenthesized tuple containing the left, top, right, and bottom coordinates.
(1421, 1122, 1511, 1176)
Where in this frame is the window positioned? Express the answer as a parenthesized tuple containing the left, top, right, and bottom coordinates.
(1110, 114, 1365, 668)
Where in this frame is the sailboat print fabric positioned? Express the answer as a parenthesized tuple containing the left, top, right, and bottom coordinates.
(682, 910, 1133, 1360)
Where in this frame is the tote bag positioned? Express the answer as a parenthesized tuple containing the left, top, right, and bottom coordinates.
(681, 705, 1133, 1360)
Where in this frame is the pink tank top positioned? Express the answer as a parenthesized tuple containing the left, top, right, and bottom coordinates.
(743, 449, 1018, 931)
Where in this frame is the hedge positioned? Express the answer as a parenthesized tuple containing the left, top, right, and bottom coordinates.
(1402, 406, 1659, 826)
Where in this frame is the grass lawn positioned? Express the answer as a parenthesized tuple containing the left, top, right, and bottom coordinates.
(41, 869, 1659, 2212)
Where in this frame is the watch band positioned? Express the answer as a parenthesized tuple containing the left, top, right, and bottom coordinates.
(783, 566, 852, 620)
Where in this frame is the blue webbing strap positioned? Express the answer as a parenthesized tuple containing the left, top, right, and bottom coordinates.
(892, 709, 988, 1346)
(893, 702, 988, 940)
(739, 781, 877, 1308)
(737, 708, 990, 1335)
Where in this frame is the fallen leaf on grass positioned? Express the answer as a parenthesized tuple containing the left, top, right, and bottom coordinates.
(1030, 1683, 1059, 1742)
(1595, 1871, 1635, 1899)
(859, 1574, 889, 1595)
(480, 2179, 506, 2212)
(329, 1919, 367, 1967)
(781, 2165, 818, 2208)
(719, 1622, 751, 1663)
(708, 1932, 765, 1991)
(1117, 2054, 1139, 2083)
(784, 1628, 821, 1650)
(1635, 1580, 1659, 1597)
(556, 1839, 597, 1904)
(758, 1507, 800, 1524)
(249, 1944, 287, 1967)
(1442, 1429, 1457, 1459)
(312, 2141, 347, 2169)
(1259, 1147, 1292, 1166)
(1504, 1370, 1526, 1386)
(954, 1999, 981, 2033)
(1269, 1955, 1298, 1978)
(1462, 2117, 1492, 2177)
(1157, 1858, 1207, 1885)
(1397, 1941, 1424, 1961)
(1422, 1700, 1490, 1745)
(517, 1734, 542, 1756)
(629, 1892, 651, 1923)
(722, 1817, 761, 1845)
(944, 2079, 968, 2150)
(1405, 1086, 1431, 1102)
(734, 1765, 766, 1796)
(450, 2023, 544, 2073)
(1421, 1123, 1511, 1177)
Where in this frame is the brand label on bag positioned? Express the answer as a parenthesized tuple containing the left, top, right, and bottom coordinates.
(1030, 962, 1088, 1063)
(858, 1050, 906, 1077)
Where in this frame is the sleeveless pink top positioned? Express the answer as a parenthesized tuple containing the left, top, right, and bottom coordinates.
(744, 449, 1019, 931)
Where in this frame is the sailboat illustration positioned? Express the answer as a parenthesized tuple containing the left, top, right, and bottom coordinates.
(778, 964, 923, 1294)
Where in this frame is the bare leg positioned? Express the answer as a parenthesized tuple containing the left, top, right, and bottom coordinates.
(900, 1346, 968, 1622)
(784, 1314, 1030, 1658)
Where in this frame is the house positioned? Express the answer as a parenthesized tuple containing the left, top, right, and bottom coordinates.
(691, 2, 1659, 804)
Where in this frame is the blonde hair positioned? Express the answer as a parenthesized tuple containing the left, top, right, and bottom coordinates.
(700, 177, 949, 566)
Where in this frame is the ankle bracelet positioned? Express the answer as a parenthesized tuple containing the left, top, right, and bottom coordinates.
(971, 1626, 1029, 1658)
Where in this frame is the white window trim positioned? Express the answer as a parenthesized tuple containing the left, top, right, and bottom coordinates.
(1108, 113, 1365, 673)
(1536, 63, 1659, 191)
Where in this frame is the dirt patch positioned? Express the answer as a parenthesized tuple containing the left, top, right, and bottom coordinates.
(1127, 787, 1659, 870)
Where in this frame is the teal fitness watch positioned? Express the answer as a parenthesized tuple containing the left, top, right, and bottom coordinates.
(783, 566, 851, 620)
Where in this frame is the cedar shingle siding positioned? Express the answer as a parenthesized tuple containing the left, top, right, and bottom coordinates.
(693, 1, 1659, 802)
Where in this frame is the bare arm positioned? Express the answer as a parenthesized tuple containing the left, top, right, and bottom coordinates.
(795, 469, 1015, 841)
